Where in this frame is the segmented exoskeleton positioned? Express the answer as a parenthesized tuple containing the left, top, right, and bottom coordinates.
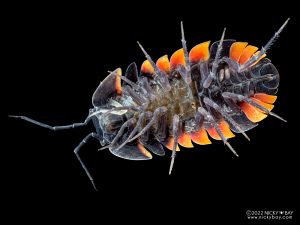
(10, 19, 289, 190)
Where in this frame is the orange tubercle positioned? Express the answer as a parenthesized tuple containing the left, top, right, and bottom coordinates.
(251, 51, 266, 66)
(250, 97, 274, 111)
(206, 126, 221, 140)
(156, 55, 170, 73)
(206, 120, 235, 140)
(218, 120, 235, 139)
(170, 48, 185, 69)
(137, 142, 153, 159)
(253, 93, 277, 104)
(239, 101, 268, 123)
(141, 60, 154, 75)
(238, 45, 258, 64)
(229, 42, 248, 62)
(189, 41, 210, 63)
(165, 137, 180, 151)
(115, 68, 122, 95)
(178, 133, 194, 148)
(189, 128, 211, 145)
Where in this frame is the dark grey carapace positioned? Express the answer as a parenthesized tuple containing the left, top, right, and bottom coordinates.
(10, 19, 289, 190)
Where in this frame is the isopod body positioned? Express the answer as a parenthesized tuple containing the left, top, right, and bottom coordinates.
(10, 19, 289, 190)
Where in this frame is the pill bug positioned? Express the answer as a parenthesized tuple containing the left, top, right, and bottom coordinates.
(9, 19, 289, 190)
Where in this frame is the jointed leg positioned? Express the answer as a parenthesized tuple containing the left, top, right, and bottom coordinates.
(169, 114, 180, 175)
(244, 98, 287, 122)
(204, 97, 250, 141)
(137, 42, 171, 91)
(74, 132, 100, 191)
(180, 21, 191, 84)
(198, 107, 238, 157)
(222, 92, 287, 122)
(128, 107, 167, 142)
(239, 18, 290, 72)
(112, 113, 147, 151)
(99, 118, 137, 150)
(203, 28, 226, 88)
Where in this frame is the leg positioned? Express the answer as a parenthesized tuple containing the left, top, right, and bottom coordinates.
(222, 92, 287, 122)
(204, 97, 250, 141)
(137, 42, 171, 91)
(99, 118, 137, 150)
(203, 28, 226, 88)
(244, 98, 287, 122)
(128, 107, 167, 142)
(198, 107, 239, 157)
(9, 115, 91, 131)
(169, 114, 180, 175)
(112, 113, 146, 152)
(239, 18, 290, 72)
(74, 132, 99, 191)
(180, 21, 192, 84)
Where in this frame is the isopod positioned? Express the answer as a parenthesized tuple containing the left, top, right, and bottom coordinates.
(10, 19, 289, 190)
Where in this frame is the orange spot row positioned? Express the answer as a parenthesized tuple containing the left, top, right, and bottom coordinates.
(140, 41, 211, 73)
(165, 120, 237, 151)
(229, 42, 266, 65)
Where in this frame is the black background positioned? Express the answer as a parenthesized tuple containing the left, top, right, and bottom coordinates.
(2, 1, 298, 223)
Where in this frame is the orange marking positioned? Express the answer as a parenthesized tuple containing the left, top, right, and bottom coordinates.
(170, 48, 185, 69)
(253, 93, 277, 104)
(238, 45, 258, 64)
(141, 60, 154, 75)
(239, 101, 267, 123)
(115, 68, 122, 95)
(251, 51, 266, 66)
(189, 41, 210, 63)
(156, 55, 170, 73)
(251, 51, 267, 66)
(137, 142, 153, 159)
(229, 42, 248, 62)
(206, 126, 221, 140)
(178, 132, 194, 148)
(189, 128, 211, 145)
(218, 120, 235, 139)
(165, 137, 180, 151)
(250, 97, 274, 111)
(206, 120, 235, 140)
